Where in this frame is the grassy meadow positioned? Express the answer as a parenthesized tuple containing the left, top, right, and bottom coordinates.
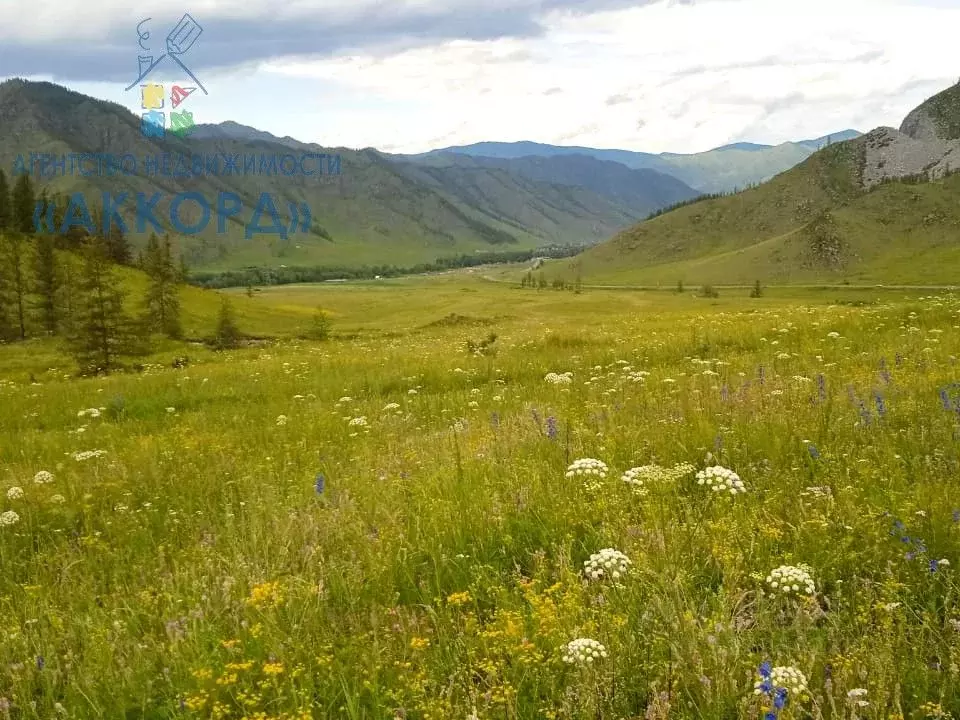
(2, 277, 960, 719)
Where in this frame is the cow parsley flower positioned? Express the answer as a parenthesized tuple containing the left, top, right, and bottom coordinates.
(348, 416, 368, 427)
(562, 638, 607, 665)
(754, 665, 808, 697)
(696, 465, 746, 494)
(50, 494, 65, 504)
(0, 510, 20, 527)
(622, 462, 695, 495)
(33, 470, 54, 484)
(275, 415, 288, 426)
(72, 450, 106, 461)
(566, 458, 608, 490)
(382, 403, 401, 411)
(545, 372, 574, 385)
(6, 487, 24, 500)
(765, 565, 816, 597)
(583, 548, 631, 581)
(77, 408, 101, 419)
(847, 688, 869, 708)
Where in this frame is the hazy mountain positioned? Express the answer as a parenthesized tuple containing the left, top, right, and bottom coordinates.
(405, 130, 863, 193)
(389, 152, 699, 219)
(0, 80, 696, 271)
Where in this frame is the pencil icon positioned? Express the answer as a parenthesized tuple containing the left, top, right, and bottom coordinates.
(138, 55, 154, 77)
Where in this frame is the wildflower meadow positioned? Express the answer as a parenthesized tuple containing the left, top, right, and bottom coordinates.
(2, 281, 960, 719)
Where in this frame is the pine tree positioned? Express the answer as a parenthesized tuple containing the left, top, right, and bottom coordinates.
(0, 236, 13, 340)
(212, 297, 241, 349)
(11, 174, 36, 235)
(142, 233, 182, 338)
(0, 233, 29, 339)
(0, 169, 10, 231)
(65, 238, 130, 374)
(32, 233, 60, 334)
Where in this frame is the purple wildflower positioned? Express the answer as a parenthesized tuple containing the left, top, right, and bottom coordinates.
(546, 416, 558, 440)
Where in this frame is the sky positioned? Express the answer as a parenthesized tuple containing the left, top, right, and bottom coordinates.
(1, 0, 958, 154)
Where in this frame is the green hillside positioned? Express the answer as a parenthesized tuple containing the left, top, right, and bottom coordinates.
(552, 132, 960, 286)
(0, 80, 689, 273)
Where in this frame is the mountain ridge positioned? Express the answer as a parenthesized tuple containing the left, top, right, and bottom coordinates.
(397, 130, 863, 193)
(0, 79, 697, 271)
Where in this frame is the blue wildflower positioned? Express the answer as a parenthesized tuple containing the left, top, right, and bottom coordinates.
(940, 388, 952, 411)
(314, 474, 325, 494)
(773, 688, 788, 710)
(759, 661, 772, 678)
(930, 559, 940, 573)
(807, 444, 820, 460)
(952, 509, 960, 523)
(764, 713, 777, 720)
(874, 392, 886, 417)
(546, 416, 558, 440)
(36, 656, 44, 670)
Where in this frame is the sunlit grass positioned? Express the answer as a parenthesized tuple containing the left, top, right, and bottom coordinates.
(1, 280, 960, 718)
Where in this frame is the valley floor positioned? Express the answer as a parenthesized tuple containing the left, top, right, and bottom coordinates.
(2, 279, 960, 718)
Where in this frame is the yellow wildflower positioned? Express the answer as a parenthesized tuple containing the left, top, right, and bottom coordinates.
(410, 636, 431, 650)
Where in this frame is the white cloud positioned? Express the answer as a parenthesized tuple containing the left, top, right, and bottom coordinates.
(255, 0, 960, 152)
(4, 0, 960, 154)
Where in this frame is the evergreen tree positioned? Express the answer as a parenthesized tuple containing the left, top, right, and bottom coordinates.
(0, 169, 10, 231)
(11, 174, 36, 235)
(0, 236, 13, 340)
(0, 233, 29, 339)
(212, 297, 241, 349)
(308, 307, 332, 340)
(65, 238, 130, 374)
(32, 233, 60, 334)
(178, 254, 189, 283)
(750, 280, 764, 298)
(142, 233, 182, 338)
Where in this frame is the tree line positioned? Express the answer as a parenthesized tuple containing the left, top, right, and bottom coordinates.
(189, 245, 587, 289)
(0, 169, 188, 374)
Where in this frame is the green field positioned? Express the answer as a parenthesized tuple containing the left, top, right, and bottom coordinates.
(3, 277, 960, 718)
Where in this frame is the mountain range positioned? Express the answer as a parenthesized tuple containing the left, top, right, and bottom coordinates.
(0, 79, 703, 271)
(0, 79, 864, 276)
(552, 82, 960, 285)
(399, 130, 863, 194)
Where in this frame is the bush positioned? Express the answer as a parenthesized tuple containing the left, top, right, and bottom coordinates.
(309, 308, 333, 340)
(701, 284, 720, 298)
(212, 298, 242, 349)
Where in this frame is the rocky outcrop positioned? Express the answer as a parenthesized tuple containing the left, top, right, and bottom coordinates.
(858, 84, 960, 189)
(860, 127, 960, 189)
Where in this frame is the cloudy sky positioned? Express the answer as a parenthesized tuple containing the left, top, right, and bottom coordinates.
(1, 0, 958, 154)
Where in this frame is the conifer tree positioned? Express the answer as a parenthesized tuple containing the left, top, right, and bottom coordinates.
(0, 169, 10, 231)
(0, 233, 29, 339)
(65, 238, 130, 374)
(32, 233, 60, 334)
(212, 297, 241, 349)
(142, 233, 182, 338)
(11, 174, 36, 235)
